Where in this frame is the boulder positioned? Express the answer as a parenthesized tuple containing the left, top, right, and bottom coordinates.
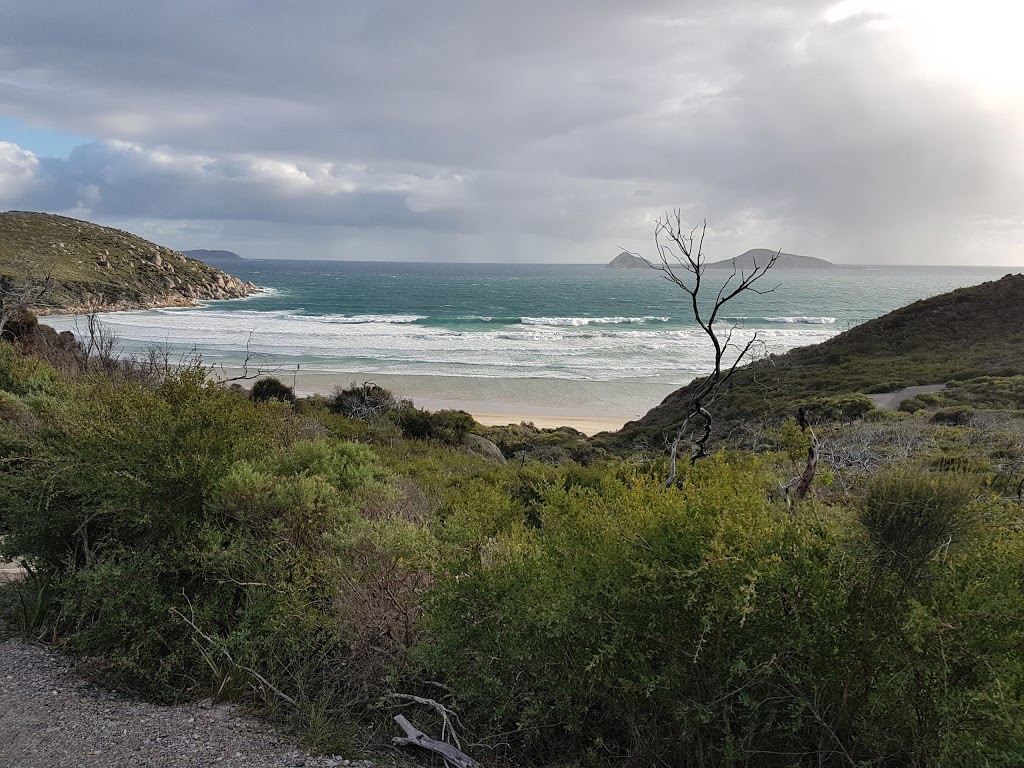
(464, 433, 507, 464)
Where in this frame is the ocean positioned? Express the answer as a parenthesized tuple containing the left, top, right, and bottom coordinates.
(42, 261, 1017, 418)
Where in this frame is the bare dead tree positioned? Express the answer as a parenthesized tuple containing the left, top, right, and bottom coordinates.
(0, 263, 56, 339)
(633, 211, 779, 485)
(210, 330, 281, 383)
(82, 311, 121, 371)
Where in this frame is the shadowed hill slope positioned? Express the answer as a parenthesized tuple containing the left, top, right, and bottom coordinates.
(605, 273, 1024, 449)
(0, 211, 257, 313)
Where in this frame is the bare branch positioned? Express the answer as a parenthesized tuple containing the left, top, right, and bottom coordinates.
(635, 213, 782, 483)
(210, 330, 281, 384)
(0, 261, 57, 339)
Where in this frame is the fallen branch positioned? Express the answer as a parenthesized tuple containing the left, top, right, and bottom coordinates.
(389, 693, 465, 747)
(170, 605, 298, 707)
(392, 714, 481, 768)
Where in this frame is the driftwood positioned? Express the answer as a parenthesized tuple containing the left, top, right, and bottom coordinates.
(392, 714, 481, 768)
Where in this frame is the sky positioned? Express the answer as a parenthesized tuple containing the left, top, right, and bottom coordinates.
(0, 0, 1022, 265)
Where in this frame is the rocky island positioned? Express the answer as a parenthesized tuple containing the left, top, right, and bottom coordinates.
(608, 248, 839, 270)
(0, 211, 259, 314)
(707, 248, 836, 269)
(605, 251, 651, 269)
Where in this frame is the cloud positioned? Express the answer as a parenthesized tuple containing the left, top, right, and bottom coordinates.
(0, 141, 39, 202)
(0, 1, 1021, 263)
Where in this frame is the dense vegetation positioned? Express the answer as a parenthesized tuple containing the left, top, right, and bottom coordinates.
(0, 211, 255, 311)
(608, 274, 1024, 449)
(2, 315, 1024, 766)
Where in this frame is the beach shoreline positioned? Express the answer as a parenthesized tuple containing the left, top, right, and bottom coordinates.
(219, 368, 650, 435)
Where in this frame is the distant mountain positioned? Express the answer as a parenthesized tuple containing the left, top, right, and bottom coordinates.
(0, 212, 258, 314)
(606, 252, 652, 269)
(707, 249, 835, 270)
(182, 249, 245, 262)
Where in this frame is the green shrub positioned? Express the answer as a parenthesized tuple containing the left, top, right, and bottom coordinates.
(930, 405, 976, 426)
(420, 458, 855, 764)
(250, 375, 295, 403)
(860, 470, 977, 578)
(327, 381, 401, 422)
(4, 336, 1024, 765)
(798, 393, 875, 423)
(0, 341, 61, 396)
(479, 421, 603, 464)
(395, 407, 474, 444)
(863, 407, 911, 423)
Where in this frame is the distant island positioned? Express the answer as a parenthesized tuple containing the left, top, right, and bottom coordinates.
(607, 248, 838, 270)
(181, 249, 245, 262)
(606, 252, 652, 269)
(707, 249, 835, 270)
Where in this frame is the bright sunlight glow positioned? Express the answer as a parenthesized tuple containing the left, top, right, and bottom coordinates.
(825, 0, 1024, 101)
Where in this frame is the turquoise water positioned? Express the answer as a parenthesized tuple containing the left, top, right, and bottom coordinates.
(43, 261, 1017, 412)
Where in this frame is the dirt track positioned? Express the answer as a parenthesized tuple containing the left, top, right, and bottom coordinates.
(866, 384, 945, 410)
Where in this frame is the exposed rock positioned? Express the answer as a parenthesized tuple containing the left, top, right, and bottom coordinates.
(464, 433, 507, 464)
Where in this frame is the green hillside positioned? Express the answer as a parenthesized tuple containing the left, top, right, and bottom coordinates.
(0, 211, 257, 312)
(608, 273, 1024, 448)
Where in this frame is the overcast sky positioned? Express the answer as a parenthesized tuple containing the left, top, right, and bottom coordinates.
(1, 0, 1022, 264)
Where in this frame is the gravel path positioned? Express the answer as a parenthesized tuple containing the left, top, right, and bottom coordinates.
(0, 640, 406, 768)
(866, 384, 946, 410)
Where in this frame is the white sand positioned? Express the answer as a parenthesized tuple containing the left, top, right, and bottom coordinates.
(216, 368, 656, 436)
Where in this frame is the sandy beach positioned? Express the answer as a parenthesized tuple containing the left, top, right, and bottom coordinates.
(415, 399, 636, 434)
(217, 368, 654, 435)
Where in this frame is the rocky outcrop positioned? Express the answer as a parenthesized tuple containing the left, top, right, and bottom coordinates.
(463, 433, 508, 464)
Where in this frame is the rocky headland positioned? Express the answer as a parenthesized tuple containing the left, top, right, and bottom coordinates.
(0, 211, 259, 314)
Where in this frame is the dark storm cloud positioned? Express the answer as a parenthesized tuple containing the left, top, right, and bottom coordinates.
(0, 1, 1021, 263)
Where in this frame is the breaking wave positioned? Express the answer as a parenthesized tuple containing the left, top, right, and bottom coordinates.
(520, 316, 671, 326)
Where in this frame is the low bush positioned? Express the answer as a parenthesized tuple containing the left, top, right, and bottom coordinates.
(798, 393, 875, 423)
(929, 405, 975, 425)
(0, 340, 62, 396)
(421, 459, 853, 764)
(395, 406, 474, 444)
(859, 470, 977, 578)
(479, 421, 603, 464)
(250, 375, 295, 403)
(327, 381, 401, 422)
